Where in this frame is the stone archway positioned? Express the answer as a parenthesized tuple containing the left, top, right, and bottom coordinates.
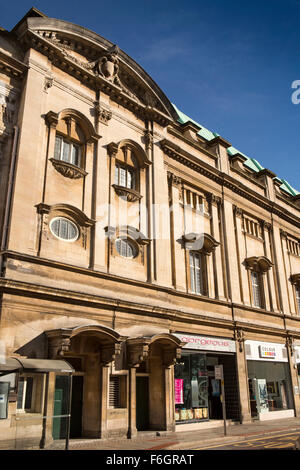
(46, 324, 127, 438)
(126, 333, 184, 436)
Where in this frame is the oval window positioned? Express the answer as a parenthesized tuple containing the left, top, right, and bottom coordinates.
(50, 217, 79, 242)
(115, 238, 137, 258)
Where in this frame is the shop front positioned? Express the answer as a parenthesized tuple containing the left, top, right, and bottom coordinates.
(173, 333, 239, 429)
(245, 340, 295, 421)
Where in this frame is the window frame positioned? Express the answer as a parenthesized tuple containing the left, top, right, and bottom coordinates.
(114, 162, 137, 191)
(250, 270, 265, 309)
(115, 237, 138, 259)
(189, 251, 208, 296)
(16, 375, 42, 414)
(295, 285, 300, 314)
(49, 216, 79, 243)
(54, 133, 82, 168)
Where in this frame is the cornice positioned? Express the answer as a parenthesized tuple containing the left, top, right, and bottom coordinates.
(160, 138, 300, 229)
(16, 27, 173, 127)
(0, 276, 296, 338)
(0, 50, 28, 79)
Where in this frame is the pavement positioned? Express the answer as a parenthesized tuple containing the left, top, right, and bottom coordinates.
(47, 416, 300, 450)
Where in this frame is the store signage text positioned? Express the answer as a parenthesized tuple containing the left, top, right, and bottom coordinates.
(174, 333, 236, 353)
(259, 345, 276, 359)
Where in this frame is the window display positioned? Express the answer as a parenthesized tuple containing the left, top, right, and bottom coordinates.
(248, 361, 293, 416)
(174, 353, 208, 423)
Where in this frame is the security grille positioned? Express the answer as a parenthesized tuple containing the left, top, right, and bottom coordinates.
(109, 376, 121, 408)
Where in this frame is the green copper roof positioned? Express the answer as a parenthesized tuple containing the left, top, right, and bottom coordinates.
(172, 104, 299, 197)
(172, 103, 218, 142)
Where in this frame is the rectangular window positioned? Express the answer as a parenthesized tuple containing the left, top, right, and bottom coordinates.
(54, 135, 81, 167)
(109, 376, 123, 408)
(17, 377, 34, 412)
(296, 286, 300, 314)
(115, 164, 135, 189)
(189, 252, 206, 295)
(251, 272, 263, 308)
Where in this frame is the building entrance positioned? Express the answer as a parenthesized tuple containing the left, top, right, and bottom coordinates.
(136, 376, 149, 431)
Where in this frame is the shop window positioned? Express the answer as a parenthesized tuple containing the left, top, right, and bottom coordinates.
(189, 251, 207, 296)
(174, 354, 208, 423)
(247, 361, 293, 416)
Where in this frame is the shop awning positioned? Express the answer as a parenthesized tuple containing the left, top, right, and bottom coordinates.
(0, 357, 74, 375)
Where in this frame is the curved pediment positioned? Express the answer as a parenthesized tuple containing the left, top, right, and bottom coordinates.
(15, 16, 178, 126)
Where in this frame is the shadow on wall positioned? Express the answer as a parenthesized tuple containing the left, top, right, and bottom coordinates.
(15, 333, 47, 359)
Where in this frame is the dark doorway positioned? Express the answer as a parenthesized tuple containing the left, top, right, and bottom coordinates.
(136, 376, 149, 431)
(52, 375, 83, 440)
(52, 375, 69, 440)
(70, 375, 83, 438)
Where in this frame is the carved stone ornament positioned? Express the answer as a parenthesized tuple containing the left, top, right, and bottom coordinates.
(93, 45, 120, 82)
(50, 158, 88, 179)
(105, 225, 150, 246)
(234, 327, 244, 353)
(112, 184, 142, 202)
(290, 273, 300, 286)
(183, 232, 219, 254)
(244, 256, 273, 273)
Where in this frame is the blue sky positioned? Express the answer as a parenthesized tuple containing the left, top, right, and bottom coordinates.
(2, 0, 300, 190)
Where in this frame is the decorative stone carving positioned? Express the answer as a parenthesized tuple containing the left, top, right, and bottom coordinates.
(44, 76, 53, 93)
(94, 102, 112, 125)
(112, 184, 142, 202)
(234, 327, 244, 353)
(244, 256, 273, 273)
(0, 89, 17, 135)
(93, 45, 120, 82)
(182, 232, 219, 254)
(50, 158, 88, 179)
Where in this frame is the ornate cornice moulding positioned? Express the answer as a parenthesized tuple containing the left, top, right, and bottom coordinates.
(112, 184, 142, 202)
(50, 157, 88, 179)
(16, 21, 174, 127)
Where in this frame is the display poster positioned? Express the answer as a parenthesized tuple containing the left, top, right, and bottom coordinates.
(256, 379, 269, 413)
(191, 378, 200, 407)
(174, 379, 184, 404)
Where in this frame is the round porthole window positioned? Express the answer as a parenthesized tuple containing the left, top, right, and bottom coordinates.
(50, 217, 79, 242)
(115, 238, 137, 258)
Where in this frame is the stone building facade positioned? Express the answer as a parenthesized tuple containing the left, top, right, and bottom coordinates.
(0, 8, 300, 448)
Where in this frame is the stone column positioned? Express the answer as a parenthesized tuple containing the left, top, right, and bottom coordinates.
(100, 365, 109, 439)
(128, 367, 137, 438)
(286, 336, 300, 417)
(234, 330, 252, 423)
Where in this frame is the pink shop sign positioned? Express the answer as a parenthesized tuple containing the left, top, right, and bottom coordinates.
(175, 379, 184, 404)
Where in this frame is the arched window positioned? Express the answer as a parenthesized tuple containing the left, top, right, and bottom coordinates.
(115, 238, 137, 258)
(45, 109, 99, 180)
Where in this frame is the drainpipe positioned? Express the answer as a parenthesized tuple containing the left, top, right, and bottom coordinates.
(0, 125, 19, 276)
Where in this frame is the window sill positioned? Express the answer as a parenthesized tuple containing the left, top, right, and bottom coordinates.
(50, 158, 87, 179)
(112, 184, 142, 202)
